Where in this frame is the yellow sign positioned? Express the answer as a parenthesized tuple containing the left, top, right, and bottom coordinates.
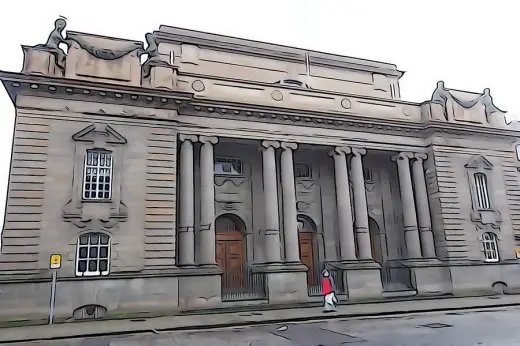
(515, 248, 520, 259)
(50, 254, 62, 269)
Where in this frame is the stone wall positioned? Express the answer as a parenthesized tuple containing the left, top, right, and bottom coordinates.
(0, 96, 177, 278)
(427, 135, 519, 262)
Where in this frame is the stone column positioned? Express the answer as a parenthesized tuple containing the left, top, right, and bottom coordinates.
(261, 140, 282, 263)
(392, 152, 422, 258)
(329, 146, 356, 261)
(412, 153, 436, 258)
(281, 142, 300, 263)
(198, 136, 218, 265)
(350, 148, 372, 260)
(178, 134, 198, 266)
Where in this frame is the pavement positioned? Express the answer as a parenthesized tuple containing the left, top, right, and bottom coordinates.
(4, 304, 520, 345)
(2, 295, 520, 343)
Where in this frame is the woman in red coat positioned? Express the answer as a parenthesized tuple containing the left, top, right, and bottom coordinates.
(322, 269, 338, 312)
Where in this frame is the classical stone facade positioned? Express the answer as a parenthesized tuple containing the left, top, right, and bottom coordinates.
(1, 19, 520, 322)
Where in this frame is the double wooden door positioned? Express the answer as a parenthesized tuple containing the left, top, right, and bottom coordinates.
(216, 231, 245, 292)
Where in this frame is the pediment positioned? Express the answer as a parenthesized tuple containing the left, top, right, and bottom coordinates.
(72, 124, 127, 145)
(465, 155, 493, 170)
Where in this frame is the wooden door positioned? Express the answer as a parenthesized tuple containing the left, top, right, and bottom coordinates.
(216, 231, 245, 292)
(299, 232, 317, 285)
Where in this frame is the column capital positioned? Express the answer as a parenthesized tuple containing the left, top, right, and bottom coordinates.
(350, 147, 367, 157)
(199, 136, 218, 145)
(179, 134, 198, 143)
(281, 142, 298, 151)
(413, 153, 428, 162)
(261, 140, 280, 149)
(328, 146, 351, 157)
(391, 152, 414, 162)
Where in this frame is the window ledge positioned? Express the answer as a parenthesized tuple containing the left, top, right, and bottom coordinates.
(81, 199, 112, 204)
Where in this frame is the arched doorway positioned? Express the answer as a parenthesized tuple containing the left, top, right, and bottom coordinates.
(297, 214, 318, 286)
(216, 214, 246, 293)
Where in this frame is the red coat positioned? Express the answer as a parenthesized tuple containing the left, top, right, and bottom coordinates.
(322, 277, 333, 295)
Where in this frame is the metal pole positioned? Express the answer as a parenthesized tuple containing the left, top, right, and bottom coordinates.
(49, 270, 57, 325)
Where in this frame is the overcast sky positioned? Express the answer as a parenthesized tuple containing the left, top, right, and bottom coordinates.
(0, 0, 517, 235)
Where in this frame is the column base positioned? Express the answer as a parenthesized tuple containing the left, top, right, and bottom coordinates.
(397, 258, 452, 296)
(177, 265, 222, 309)
(328, 260, 382, 300)
(252, 262, 309, 304)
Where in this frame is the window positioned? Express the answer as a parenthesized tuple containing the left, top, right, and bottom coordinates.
(516, 144, 520, 161)
(215, 157, 242, 176)
(295, 163, 312, 178)
(76, 232, 110, 277)
(474, 173, 490, 209)
(482, 232, 499, 263)
(83, 151, 113, 200)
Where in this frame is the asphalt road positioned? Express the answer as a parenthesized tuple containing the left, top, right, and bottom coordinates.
(5, 306, 520, 346)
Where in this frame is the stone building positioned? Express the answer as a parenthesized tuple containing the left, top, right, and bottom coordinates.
(1, 19, 520, 322)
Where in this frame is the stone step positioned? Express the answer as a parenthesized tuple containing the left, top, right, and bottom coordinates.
(382, 290, 418, 298)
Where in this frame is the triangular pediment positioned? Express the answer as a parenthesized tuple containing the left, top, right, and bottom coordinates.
(465, 155, 493, 170)
(72, 124, 127, 145)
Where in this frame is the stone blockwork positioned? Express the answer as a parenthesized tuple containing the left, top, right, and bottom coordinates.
(0, 114, 50, 273)
(144, 130, 177, 269)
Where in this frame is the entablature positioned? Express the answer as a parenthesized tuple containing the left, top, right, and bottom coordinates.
(1, 71, 518, 143)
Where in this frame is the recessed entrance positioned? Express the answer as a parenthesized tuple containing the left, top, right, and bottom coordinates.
(297, 214, 318, 286)
(216, 214, 246, 293)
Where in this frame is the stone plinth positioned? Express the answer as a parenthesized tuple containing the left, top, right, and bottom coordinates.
(253, 263, 310, 304)
(142, 64, 178, 90)
(331, 260, 383, 300)
(21, 46, 63, 77)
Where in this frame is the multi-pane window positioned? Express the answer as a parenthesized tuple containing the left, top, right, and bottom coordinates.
(83, 151, 113, 200)
(474, 173, 490, 210)
(295, 163, 312, 179)
(215, 157, 242, 176)
(76, 232, 110, 277)
(482, 232, 499, 263)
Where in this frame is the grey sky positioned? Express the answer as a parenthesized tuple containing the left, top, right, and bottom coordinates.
(0, 0, 516, 228)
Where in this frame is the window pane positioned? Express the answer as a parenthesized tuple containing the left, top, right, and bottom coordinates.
(88, 260, 98, 272)
(79, 247, 88, 259)
(90, 234, 99, 245)
(99, 247, 108, 258)
(78, 260, 87, 272)
(89, 247, 98, 258)
(79, 235, 89, 245)
(100, 234, 109, 245)
(99, 260, 108, 272)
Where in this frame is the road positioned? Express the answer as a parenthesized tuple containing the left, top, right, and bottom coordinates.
(5, 306, 520, 346)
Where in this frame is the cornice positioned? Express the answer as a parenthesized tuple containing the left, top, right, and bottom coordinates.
(1, 71, 518, 140)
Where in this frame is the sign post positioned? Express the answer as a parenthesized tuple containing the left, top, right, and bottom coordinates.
(49, 254, 61, 325)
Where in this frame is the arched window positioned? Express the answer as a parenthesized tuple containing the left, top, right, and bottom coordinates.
(76, 232, 111, 277)
(482, 232, 499, 263)
(473, 173, 490, 210)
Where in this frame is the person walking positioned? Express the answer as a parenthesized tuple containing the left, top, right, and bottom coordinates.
(321, 269, 338, 312)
